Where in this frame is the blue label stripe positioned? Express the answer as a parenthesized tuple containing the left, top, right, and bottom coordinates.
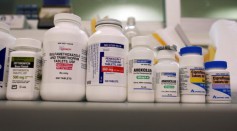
(134, 88, 153, 90)
(0, 48, 6, 81)
(215, 88, 231, 96)
(100, 43, 124, 49)
(163, 72, 176, 77)
(99, 52, 104, 84)
(193, 83, 206, 90)
(135, 59, 152, 64)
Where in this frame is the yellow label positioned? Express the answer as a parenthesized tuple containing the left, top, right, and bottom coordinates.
(190, 69, 205, 83)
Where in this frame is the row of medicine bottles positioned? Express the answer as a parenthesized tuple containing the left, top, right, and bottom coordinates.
(0, 13, 231, 103)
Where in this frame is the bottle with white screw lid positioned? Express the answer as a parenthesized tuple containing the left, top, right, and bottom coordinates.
(7, 38, 42, 101)
(86, 18, 129, 102)
(41, 13, 88, 101)
(180, 46, 206, 103)
(205, 61, 231, 104)
(0, 22, 16, 99)
(128, 36, 155, 102)
(155, 45, 180, 103)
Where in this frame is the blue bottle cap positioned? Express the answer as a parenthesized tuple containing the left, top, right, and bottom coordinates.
(205, 61, 227, 70)
(180, 46, 202, 56)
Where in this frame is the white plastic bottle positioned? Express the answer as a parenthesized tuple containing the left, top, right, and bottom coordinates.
(87, 19, 129, 102)
(180, 46, 206, 103)
(0, 22, 16, 99)
(127, 36, 155, 102)
(155, 45, 180, 103)
(205, 61, 231, 104)
(7, 38, 42, 100)
(41, 13, 88, 101)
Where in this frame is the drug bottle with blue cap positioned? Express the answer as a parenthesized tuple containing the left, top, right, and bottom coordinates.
(205, 61, 231, 103)
(179, 46, 206, 103)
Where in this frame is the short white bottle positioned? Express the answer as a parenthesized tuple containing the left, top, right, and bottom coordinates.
(0, 22, 16, 99)
(127, 36, 155, 102)
(155, 45, 180, 103)
(7, 38, 42, 101)
(86, 19, 129, 102)
(41, 13, 88, 101)
(180, 46, 206, 103)
(205, 61, 231, 104)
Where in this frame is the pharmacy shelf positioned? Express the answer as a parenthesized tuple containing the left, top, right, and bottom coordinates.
(0, 92, 237, 131)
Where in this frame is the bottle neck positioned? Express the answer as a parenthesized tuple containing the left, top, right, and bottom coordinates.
(55, 21, 80, 28)
(158, 58, 175, 62)
(157, 50, 175, 60)
(96, 24, 122, 32)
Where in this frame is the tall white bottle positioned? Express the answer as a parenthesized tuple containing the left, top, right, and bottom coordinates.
(155, 45, 180, 103)
(0, 22, 16, 99)
(86, 19, 129, 102)
(127, 36, 155, 102)
(41, 13, 88, 101)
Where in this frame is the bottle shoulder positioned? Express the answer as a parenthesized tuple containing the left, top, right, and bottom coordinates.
(205, 69, 229, 73)
(11, 50, 38, 56)
(128, 47, 154, 56)
(0, 32, 16, 45)
(155, 61, 179, 67)
(89, 30, 128, 45)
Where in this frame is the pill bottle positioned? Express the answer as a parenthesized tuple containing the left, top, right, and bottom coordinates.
(7, 38, 42, 100)
(127, 36, 155, 102)
(155, 45, 180, 103)
(41, 13, 88, 101)
(180, 46, 206, 103)
(86, 19, 129, 102)
(0, 22, 16, 99)
(205, 61, 231, 103)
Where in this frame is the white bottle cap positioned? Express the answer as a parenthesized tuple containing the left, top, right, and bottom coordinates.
(14, 38, 42, 51)
(54, 13, 81, 25)
(131, 36, 150, 48)
(0, 22, 10, 33)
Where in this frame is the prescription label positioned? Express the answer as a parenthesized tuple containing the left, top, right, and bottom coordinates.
(156, 71, 178, 97)
(87, 43, 126, 87)
(180, 67, 206, 95)
(43, 41, 86, 84)
(8, 57, 41, 92)
(206, 72, 231, 101)
(129, 59, 153, 91)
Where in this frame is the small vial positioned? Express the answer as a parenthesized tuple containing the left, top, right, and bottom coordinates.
(205, 61, 231, 104)
(7, 38, 42, 101)
(128, 36, 155, 102)
(155, 45, 180, 103)
(180, 46, 206, 103)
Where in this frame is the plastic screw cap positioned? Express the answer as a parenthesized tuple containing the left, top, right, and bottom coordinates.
(15, 38, 42, 50)
(205, 61, 227, 70)
(0, 22, 10, 33)
(54, 13, 81, 25)
(131, 36, 150, 48)
(180, 46, 202, 56)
